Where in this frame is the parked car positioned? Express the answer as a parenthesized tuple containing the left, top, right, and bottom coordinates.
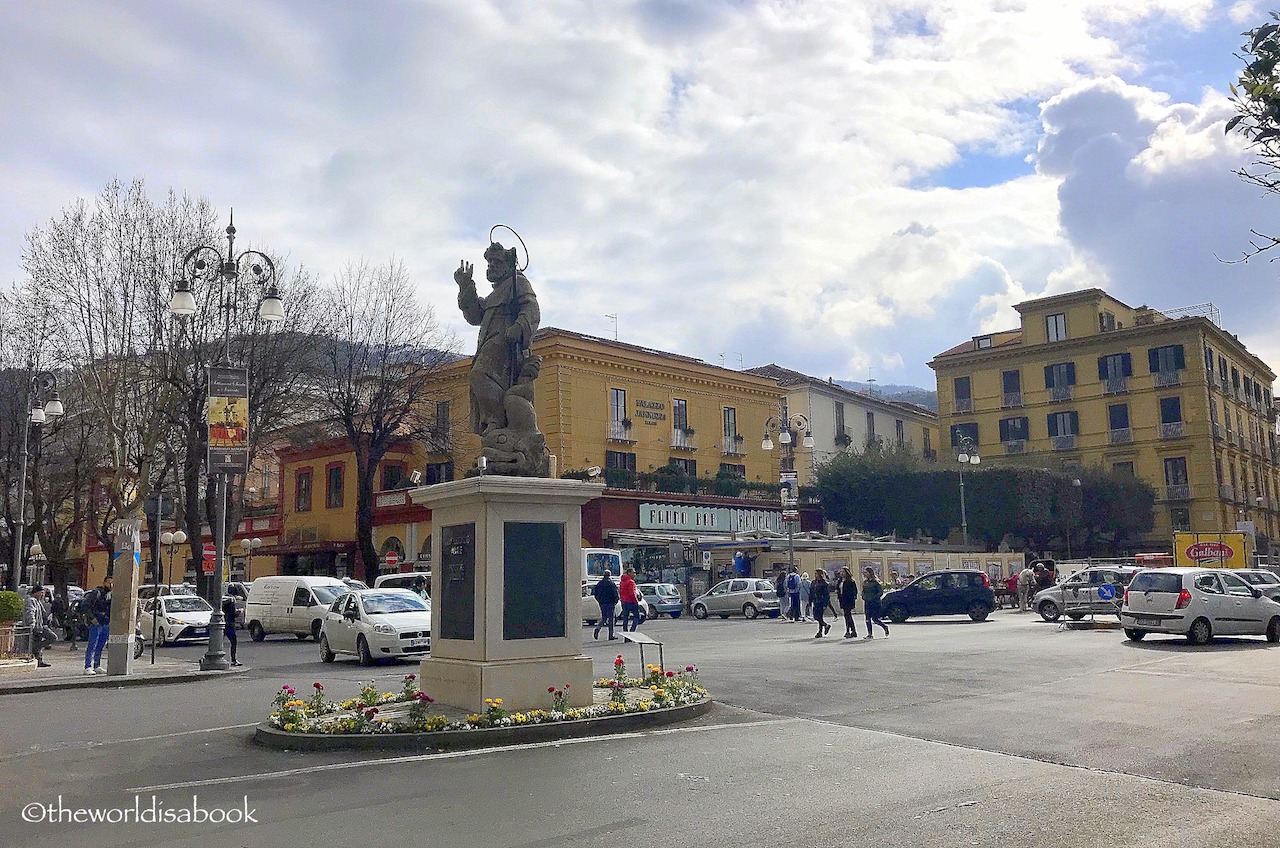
(1121, 567, 1280, 644)
(320, 588, 431, 665)
(138, 595, 214, 645)
(881, 570, 995, 623)
(691, 578, 780, 620)
(638, 582, 683, 619)
(341, 577, 370, 590)
(1235, 569, 1280, 588)
(245, 575, 348, 642)
(1034, 565, 1140, 622)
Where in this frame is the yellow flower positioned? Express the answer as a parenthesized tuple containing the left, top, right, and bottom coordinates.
(484, 698, 493, 705)
(494, 698, 503, 705)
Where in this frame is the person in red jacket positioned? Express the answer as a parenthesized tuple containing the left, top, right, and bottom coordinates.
(619, 567, 642, 633)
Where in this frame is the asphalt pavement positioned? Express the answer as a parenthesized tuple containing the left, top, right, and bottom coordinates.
(4, 610, 1280, 847)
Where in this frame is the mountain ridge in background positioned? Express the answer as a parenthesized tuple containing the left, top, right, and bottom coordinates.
(834, 379, 938, 412)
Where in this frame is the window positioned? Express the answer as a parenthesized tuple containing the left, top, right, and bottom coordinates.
(1148, 345, 1186, 373)
(954, 376, 971, 401)
(723, 407, 738, 442)
(295, 469, 313, 512)
(975, 335, 992, 349)
(866, 411, 876, 438)
(434, 400, 450, 435)
(833, 402, 846, 437)
(1047, 411, 1079, 437)
(1046, 313, 1067, 342)
(1204, 347, 1214, 374)
(1164, 457, 1188, 486)
(292, 588, 312, 606)
(1044, 362, 1076, 388)
(425, 461, 454, 485)
(1108, 404, 1130, 430)
(669, 457, 696, 476)
(998, 417, 1029, 442)
(923, 430, 932, 454)
(1099, 311, 1116, 331)
(605, 450, 636, 471)
(1193, 572, 1222, 594)
(1225, 401, 1233, 433)
(1097, 353, 1132, 380)
(1221, 572, 1255, 597)
(1113, 462, 1135, 476)
(1232, 367, 1241, 392)
(325, 463, 344, 509)
(895, 419, 905, 445)
(381, 463, 405, 491)
(1170, 508, 1191, 532)
(1159, 396, 1183, 424)
(719, 462, 746, 477)
(609, 388, 627, 423)
(1219, 357, 1229, 383)
(950, 422, 978, 446)
(1002, 370, 1021, 394)
(672, 398, 688, 431)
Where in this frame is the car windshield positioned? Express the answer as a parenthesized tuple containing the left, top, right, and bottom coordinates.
(1128, 572, 1183, 593)
(312, 585, 345, 604)
(361, 592, 429, 614)
(652, 585, 679, 597)
(165, 597, 211, 613)
(1240, 572, 1280, 586)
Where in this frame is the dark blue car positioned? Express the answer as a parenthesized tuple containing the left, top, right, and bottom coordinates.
(880, 570, 995, 622)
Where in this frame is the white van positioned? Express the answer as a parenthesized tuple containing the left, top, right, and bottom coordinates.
(581, 548, 626, 625)
(245, 576, 348, 642)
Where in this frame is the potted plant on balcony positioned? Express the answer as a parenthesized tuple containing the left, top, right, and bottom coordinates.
(682, 426, 696, 437)
(834, 432, 853, 448)
(621, 418, 633, 430)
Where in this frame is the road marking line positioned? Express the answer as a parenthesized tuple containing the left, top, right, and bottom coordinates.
(126, 717, 796, 793)
(0, 723, 261, 762)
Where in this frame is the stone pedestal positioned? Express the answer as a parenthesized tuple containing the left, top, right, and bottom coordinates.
(106, 519, 141, 676)
(411, 476, 603, 713)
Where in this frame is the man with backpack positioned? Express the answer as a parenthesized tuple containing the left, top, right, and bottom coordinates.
(785, 566, 802, 622)
(81, 576, 112, 675)
(591, 569, 620, 641)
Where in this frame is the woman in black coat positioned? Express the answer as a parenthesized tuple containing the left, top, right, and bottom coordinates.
(810, 569, 835, 638)
(837, 567, 859, 638)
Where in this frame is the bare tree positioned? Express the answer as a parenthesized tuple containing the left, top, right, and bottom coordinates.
(314, 259, 460, 583)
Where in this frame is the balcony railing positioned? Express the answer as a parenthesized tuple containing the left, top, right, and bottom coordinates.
(1103, 376, 1129, 395)
(1220, 484, 1236, 502)
(1210, 372, 1223, 391)
(1155, 370, 1182, 388)
(607, 421, 636, 443)
(955, 397, 973, 413)
(1001, 391, 1022, 408)
(1003, 439, 1026, 454)
(671, 429, 697, 451)
(721, 437, 746, 456)
(1165, 484, 1191, 501)
(1159, 421, 1185, 440)
(1050, 386, 1073, 402)
(1051, 434, 1077, 451)
(1109, 427, 1132, 444)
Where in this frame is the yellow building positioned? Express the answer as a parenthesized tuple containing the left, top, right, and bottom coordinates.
(929, 289, 1279, 547)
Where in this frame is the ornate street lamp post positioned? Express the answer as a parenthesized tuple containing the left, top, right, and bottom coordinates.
(9, 370, 64, 591)
(955, 434, 980, 548)
(761, 407, 815, 577)
(170, 214, 284, 671)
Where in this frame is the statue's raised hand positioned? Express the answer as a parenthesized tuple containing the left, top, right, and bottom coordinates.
(454, 261, 474, 286)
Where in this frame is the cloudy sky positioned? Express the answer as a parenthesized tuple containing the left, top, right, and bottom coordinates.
(1, 0, 1276, 388)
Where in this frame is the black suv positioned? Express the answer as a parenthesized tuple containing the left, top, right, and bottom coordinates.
(881, 569, 995, 622)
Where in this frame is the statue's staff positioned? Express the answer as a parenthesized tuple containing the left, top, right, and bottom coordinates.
(490, 224, 529, 388)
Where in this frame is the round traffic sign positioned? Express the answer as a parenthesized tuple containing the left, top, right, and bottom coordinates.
(384, 550, 399, 568)
(1097, 584, 1116, 601)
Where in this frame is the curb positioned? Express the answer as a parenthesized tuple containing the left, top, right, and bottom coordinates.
(253, 698, 713, 752)
(0, 666, 247, 696)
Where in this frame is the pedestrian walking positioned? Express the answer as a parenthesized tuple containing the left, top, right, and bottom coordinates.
(1017, 563, 1037, 612)
(800, 572, 813, 621)
(591, 570, 620, 640)
(81, 575, 112, 675)
(785, 566, 802, 621)
(222, 591, 242, 667)
(619, 566, 642, 632)
(22, 585, 56, 667)
(63, 592, 81, 650)
(862, 567, 890, 639)
(837, 567, 859, 638)
(810, 570, 836, 638)
(774, 571, 788, 622)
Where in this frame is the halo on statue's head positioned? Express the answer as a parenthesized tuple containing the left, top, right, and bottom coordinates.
(489, 224, 529, 272)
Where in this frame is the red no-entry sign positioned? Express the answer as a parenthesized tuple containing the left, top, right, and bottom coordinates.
(384, 550, 399, 570)
(202, 543, 216, 575)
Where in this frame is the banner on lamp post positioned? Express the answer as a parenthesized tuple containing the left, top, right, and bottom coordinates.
(207, 367, 250, 475)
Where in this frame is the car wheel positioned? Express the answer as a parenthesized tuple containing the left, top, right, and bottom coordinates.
(249, 622, 265, 642)
(357, 635, 374, 666)
(1187, 617, 1213, 645)
(886, 604, 908, 624)
(1268, 617, 1280, 644)
(967, 603, 989, 622)
(320, 634, 335, 663)
(1124, 628, 1146, 642)
(693, 604, 708, 620)
(743, 603, 759, 619)
(1038, 601, 1061, 622)
(311, 620, 322, 641)
(1066, 612, 1085, 621)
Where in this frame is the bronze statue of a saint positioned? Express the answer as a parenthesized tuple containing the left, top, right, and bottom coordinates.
(455, 235, 548, 477)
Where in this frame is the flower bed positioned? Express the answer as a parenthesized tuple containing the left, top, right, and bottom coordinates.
(266, 659, 707, 737)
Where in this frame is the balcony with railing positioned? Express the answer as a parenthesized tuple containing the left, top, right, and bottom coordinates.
(955, 397, 973, 414)
(1228, 430, 1238, 446)
(1109, 427, 1132, 445)
(671, 428, 697, 451)
(1051, 434, 1077, 451)
(721, 435, 747, 456)
(1210, 372, 1223, 391)
(1001, 391, 1022, 408)
(1155, 369, 1183, 388)
(1220, 484, 1236, 502)
(1103, 376, 1129, 395)
(1165, 484, 1192, 501)
(1159, 421, 1185, 440)
(607, 421, 636, 443)
(1050, 386, 1073, 403)
(1003, 439, 1026, 455)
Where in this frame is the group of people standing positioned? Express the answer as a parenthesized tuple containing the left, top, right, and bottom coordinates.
(774, 565, 891, 640)
(19, 577, 112, 672)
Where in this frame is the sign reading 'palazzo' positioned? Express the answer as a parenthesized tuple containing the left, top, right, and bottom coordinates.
(640, 503, 783, 534)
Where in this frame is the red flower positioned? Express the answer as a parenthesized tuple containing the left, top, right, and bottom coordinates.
(548, 686, 556, 693)
(313, 682, 324, 690)
(405, 674, 416, 681)
(614, 657, 624, 666)
(425, 696, 435, 704)
(685, 665, 695, 672)
(666, 671, 675, 677)
(564, 684, 569, 689)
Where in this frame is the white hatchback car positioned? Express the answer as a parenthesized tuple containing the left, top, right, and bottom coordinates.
(1121, 567, 1280, 645)
(320, 588, 431, 665)
(138, 595, 214, 645)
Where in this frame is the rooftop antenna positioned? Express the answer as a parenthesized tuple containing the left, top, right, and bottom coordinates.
(736, 353, 744, 370)
(867, 378, 878, 396)
(719, 353, 726, 367)
(605, 313, 618, 340)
